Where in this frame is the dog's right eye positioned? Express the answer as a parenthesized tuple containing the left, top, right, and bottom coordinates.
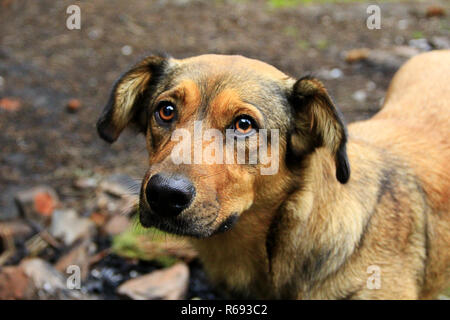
(155, 101, 176, 125)
(231, 115, 258, 136)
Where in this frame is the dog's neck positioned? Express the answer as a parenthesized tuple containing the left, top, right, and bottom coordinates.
(191, 147, 366, 299)
(191, 198, 279, 298)
(193, 146, 358, 298)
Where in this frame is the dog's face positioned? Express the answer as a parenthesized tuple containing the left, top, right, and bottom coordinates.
(97, 54, 350, 238)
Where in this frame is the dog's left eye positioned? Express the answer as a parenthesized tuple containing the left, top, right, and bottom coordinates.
(232, 116, 257, 135)
(155, 101, 176, 125)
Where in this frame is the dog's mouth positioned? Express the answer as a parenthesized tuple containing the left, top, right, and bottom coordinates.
(139, 206, 239, 238)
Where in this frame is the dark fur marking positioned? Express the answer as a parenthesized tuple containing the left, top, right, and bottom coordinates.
(356, 162, 396, 250)
(299, 249, 333, 283)
(265, 208, 282, 274)
(215, 213, 239, 234)
(288, 76, 350, 183)
(265, 183, 302, 275)
(97, 56, 168, 143)
(339, 284, 365, 300)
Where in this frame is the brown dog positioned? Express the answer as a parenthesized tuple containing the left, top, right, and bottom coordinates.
(97, 50, 450, 299)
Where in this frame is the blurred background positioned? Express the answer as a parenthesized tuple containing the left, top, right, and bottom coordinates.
(0, 0, 448, 299)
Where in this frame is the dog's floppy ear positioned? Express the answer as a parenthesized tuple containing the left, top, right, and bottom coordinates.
(289, 76, 350, 183)
(97, 55, 167, 143)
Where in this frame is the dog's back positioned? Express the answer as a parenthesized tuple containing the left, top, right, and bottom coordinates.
(349, 50, 450, 298)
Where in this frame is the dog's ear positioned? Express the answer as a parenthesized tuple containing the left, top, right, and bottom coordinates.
(97, 55, 167, 143)
(289, 76, 350, 183)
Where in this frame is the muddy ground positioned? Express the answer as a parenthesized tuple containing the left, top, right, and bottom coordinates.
(0, 0, 449, 299)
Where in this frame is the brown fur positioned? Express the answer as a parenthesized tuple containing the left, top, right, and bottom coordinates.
(97, 51, 450, 299)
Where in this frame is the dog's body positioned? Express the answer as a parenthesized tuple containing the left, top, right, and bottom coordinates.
(98, 50, 450, 299)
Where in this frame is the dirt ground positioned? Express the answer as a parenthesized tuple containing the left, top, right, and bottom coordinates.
(0, 0, 449, 299)
(1, 0, 449, 215)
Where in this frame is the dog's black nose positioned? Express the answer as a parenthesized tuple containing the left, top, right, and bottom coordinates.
(145, 174, 195, 217)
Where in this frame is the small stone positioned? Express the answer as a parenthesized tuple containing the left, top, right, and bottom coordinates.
(90, 211, 107, 227)
(21, 258, 89, 299)
(73, 177, 97, 190)
(352, 90, 367, 102)
(34, 193, 55, 216)
(96, 193, 119, 214)
(426, 6, 445, 18)
(408, 39, 432, 51)
(0, 97, 21, 112)
(49, 209, 96, 246)
(430, 36, 450, 50)
(21, 259, 65, 294)
(15, 186, 59, 226)
(364, 48, 418, 72)
(121, 45, 133, 56)
(0, 220, 33, 239)
(393, 46, 421, 58)
(55, 239, 94, 281)
(345, 48, 370, 63)
(117, 263, 189, 300)
(66, 98, 81, 113)
(98, 174, 139, 216)
(317, 68, 343, 81)
(329, 68, 343, 79)
(103, 215, 130, 236)
(0, 266, 35, 299)
(100, 174, 138, 198)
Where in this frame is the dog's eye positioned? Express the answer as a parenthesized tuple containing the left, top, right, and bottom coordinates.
(155, 101, 176, 124)
(233, 116, 257, 135)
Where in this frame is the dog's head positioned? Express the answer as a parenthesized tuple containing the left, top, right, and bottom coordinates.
(97, 54, 350, 238)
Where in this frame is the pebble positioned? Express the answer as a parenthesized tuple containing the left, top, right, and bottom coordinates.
(430, 36, 450, 50)
(55, 239, 94, 281)
(21, 258, 89, 299)
(74, 177, 98, 190)
(329, 68, 343, 79)
(345, 48, 370, 63)
(117, 263, 189, 300)
(49, 209, 96, 246)
(426, 6, 445, 18)
(0, 265, 34, 299)
(408, 39, 432, 51)
(66, 98, 82, 113)
(103, 215, 130, 236)
(0, 97, 21, 112)
(352, 90, 367, 102)
(100, 174, 138, 198)
(121, 45, 133, 56)
(15, 186, 59, 226)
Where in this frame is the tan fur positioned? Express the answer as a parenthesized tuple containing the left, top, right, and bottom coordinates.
(191, 52, 449, 299)
(114, 71, 150, 125)
(98, 51, 450, 299)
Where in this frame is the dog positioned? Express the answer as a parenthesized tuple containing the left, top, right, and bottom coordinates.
(97, 50, 450, 299)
